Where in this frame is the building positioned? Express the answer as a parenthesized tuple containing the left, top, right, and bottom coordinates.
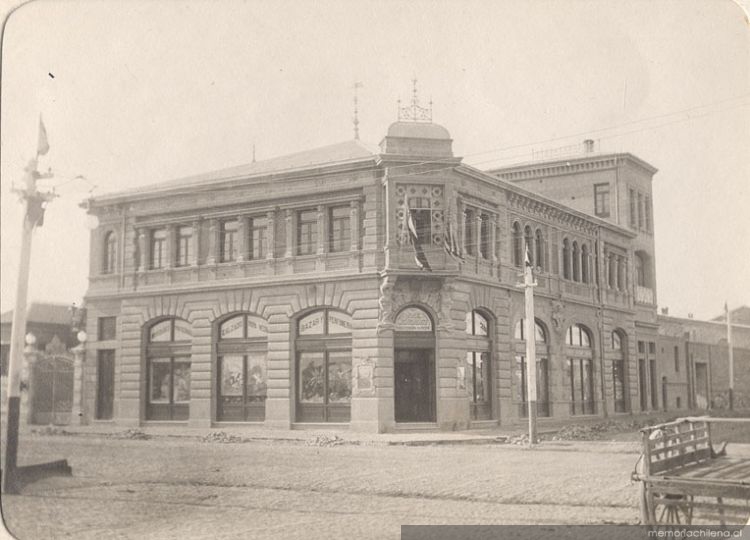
(0, 302, 79, 376)
(657, 306, 750, 411)
(82, 98, 665, 432)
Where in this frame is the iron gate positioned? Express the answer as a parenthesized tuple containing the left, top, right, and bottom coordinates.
(31, 353, 74, 425)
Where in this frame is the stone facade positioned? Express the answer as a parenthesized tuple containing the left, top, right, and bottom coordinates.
(82, 117, 665, 432)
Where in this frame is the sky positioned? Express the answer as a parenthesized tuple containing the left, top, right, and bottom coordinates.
(1, 0, 749, 320)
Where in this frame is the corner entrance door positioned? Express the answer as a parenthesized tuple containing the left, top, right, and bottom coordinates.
(394, 349, 435, 422)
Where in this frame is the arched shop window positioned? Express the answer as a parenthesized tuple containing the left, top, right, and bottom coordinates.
(612, 330, 628, 413)
(566, 323, 595, 415)
(296, 309, 352, 422)
(216, 313, 268, 422)
(145, 317, 192, 421)
(514, 318, 550, 417)
(465, 310, 492, 420)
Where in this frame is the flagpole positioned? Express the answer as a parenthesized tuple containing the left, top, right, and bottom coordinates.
(726, 302, 734, 411)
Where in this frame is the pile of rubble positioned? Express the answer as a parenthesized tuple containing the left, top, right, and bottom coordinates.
(200, 431, 246, 444)
(108, 428, 151, 440)
(30, 426, 70, 436)
(304, 434, 350, 447)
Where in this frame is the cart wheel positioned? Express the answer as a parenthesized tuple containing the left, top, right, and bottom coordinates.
(657, 494, 693, 525)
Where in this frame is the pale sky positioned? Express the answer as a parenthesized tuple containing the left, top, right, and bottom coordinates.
(1, 0, 749, 320)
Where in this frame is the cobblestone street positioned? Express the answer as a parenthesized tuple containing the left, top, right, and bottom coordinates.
(0, 432, 646, 539)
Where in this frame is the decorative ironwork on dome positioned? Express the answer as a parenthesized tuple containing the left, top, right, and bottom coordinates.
(397, 78, 433, 123)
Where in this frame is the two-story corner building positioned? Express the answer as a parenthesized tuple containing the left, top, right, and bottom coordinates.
(81, 103, 660, 432)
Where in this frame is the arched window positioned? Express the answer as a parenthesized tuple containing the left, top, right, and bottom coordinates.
(145, 317, 192, 421)
(581, 244, 590, 284)
(464, 209, 475, 256)
(535, 228, 544, 271)
(296, 309, 352, 422)
(465, 310, 492, 420)
(566, 324, 594, 415)
(572, 241, 580, 282)
(102, 231, 117, 274)
(514, 318, 549, 417)
(524, 225, 534, 266)
(612, 330, 628, 413)
(512, 222, 523, 267)
(562, 238, 571, 279)
(216, 313, 268, 421)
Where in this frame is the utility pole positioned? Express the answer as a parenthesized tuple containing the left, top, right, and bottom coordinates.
(726, 302, 734, 411)
(2, 128, 55, 493)
(518, 243, 538, 446)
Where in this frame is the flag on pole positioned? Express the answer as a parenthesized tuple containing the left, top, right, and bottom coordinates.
(37, 117, 50, 156)
(407, 209, 431, 271)
(524, 242, 533, 267)
(443, 219, 464, 262)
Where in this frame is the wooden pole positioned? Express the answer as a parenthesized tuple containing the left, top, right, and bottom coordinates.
(2, 159, 40, 494)
(726, 302, 734, 411)
(523, 243, 537, 446)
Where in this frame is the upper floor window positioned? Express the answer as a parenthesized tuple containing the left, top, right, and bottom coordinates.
(637, 193, 644, 230)
(566, 324, 592, 347)
(102, 231, 117, 274)
(479, 214, 490, 260)
(562, 238, 571, 279)
(594, 183, 610, 217)
(645, 195, 652, 232)
(297, 209, 317, 256)
(249, 217, 267, 260)
(150, 229, 167, 269)
(176, 226, 193, 267)
(329, 206, 350, 253)
(629, 188, 637, 228)
(534, 228, 544, 271)
(408, 197, 432, 243)
(220, 220, 239, 263)
(572, 241, 580, 282)
(581, 244, 590, 283)
(674, 345, 680, 372)
(464, 209, 476, 256)
(512, 221, 523, 267)
(635, 251, 651, 287)
(611, 331, 622, 350)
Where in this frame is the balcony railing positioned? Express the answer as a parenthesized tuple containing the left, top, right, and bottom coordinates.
(635, 286, 654, 305)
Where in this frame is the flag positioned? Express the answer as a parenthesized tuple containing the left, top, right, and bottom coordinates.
(37, 117, 50, 156)
(407, 209, 431, 271)
(524, 242, 533, 267)
(443, 219, 464, 261)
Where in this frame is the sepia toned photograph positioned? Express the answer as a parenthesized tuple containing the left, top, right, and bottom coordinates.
(1, 1, 749, 538)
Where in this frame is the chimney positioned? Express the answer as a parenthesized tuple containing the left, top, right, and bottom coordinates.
(688, 313, 694, 319)
(661, 307, 669, 315)
(583, 139, 595, 153)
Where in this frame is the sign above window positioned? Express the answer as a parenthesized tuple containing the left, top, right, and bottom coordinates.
(395, 307, 432, 332)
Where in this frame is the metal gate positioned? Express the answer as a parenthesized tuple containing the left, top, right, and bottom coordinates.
(31, 353, 74, 425)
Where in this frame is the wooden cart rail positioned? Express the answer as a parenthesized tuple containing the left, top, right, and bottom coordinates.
(633, 416, 750, 525)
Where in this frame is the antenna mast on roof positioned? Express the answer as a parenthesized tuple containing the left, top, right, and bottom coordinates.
(353, 82, 363, 140)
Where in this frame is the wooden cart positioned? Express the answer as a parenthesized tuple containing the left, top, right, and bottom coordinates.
(633, 416, 750, 525)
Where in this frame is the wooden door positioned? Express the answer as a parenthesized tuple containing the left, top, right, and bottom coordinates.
(394, 349, 434, 422)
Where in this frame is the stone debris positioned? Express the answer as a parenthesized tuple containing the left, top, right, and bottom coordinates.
(304, 434, 351, 447)
(200, 431, 246, 444)
(30, 426, 70, 436)
(108, 428, 151, 440)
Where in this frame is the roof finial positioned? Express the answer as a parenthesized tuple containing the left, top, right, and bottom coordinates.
(252, 144, 256, 163)
(398, 77, 432, 122)
(353, 81, 363, 140)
